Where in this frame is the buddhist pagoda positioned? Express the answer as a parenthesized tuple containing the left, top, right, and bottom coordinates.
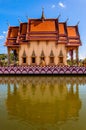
(5, 10, 81, 66)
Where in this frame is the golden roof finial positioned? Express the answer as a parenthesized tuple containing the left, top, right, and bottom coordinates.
(41, 7, 45, 21)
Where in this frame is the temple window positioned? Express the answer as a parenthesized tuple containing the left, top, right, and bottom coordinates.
(23, 57, 26, 63)
(59, 57, 63, 63)
(41, 57, 45, 61)
(40, 50, 45, 61)
(22, 50, 27, 64)
(50, 50, 54, 64)
(59, 50, 63, 64)
(50, 57, 54, 63)
(32, 57, 35, 63)
(31, 50, 36, 64)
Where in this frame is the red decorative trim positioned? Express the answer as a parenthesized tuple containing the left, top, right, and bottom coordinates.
(68, 36, 79, 39)
(29, 36, 58, 38)
(28, 31, 58, 34)
(5, 45, 20, 47)
(7, 38, 17, 40)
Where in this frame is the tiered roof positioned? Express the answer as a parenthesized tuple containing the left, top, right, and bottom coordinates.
(5, 11, 81, 47)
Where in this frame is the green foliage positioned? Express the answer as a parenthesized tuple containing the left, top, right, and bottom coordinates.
(0, 53, 86, 67)
(0, 54, 7, 60)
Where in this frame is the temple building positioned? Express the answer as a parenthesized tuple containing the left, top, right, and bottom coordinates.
(5, 10, 81, 66)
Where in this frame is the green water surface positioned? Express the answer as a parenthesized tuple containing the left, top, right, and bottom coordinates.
(0, 76, 86, 130)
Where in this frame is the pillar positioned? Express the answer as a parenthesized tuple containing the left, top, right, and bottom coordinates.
(66, 48, 68, 65)
(13, 49, 18, 65)
(70, 50, 73, 65)
(17, 49, 19, 65)
(76, 48, 79, 66)
(7, 47, 10, 66)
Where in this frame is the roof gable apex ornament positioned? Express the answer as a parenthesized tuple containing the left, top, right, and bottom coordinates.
(6, 20, 10, 27)
(76, 21, 80, 26)
(17, 17, 22, 24)
(26, 15, 29, 21)
(57, 14, 61, 21)
(65, 18, 69, 23)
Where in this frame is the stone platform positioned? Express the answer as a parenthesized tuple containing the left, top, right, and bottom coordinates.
(0, 66, 86, 75)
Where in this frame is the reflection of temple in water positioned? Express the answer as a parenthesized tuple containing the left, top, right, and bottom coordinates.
(5, 76, 82, 126)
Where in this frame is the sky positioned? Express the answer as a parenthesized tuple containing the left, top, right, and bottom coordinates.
(0, 0, 86, 59)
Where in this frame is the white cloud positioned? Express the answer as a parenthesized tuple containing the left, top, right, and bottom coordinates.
(79, 54, 85, 59)
(3, 31, 7, 34)
(51, 4, 56, 8)
(58, 2, 65, 8)
(0, 35, 4, 39)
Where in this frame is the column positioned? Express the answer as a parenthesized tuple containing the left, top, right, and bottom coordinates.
(70, 50, 73, 65)
(7, 47, 10, 66)
(16, 49, 19, 65)
(14, 49, 17, 65)
(76, 48, 79, 66)
(66, 47, 68, 65)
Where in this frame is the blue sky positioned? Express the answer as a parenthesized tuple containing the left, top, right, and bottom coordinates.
(0, 0, 86, 59)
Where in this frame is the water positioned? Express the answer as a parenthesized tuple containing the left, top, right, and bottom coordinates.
(0, 76, 86, 130)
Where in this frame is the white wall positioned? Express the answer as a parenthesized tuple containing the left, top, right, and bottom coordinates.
(19, 41, 67, 65)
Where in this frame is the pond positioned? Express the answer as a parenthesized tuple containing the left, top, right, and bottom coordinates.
(0, 76, 86, 130)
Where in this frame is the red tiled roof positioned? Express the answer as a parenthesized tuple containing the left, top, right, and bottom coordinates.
(5, 17, 81, 46)
(20, 23, 27, 35)
(58, 23, 65, 35)
(9, 27, 19, 38)
(67, 26, 77, 37)
(29, 19, 57, 32)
